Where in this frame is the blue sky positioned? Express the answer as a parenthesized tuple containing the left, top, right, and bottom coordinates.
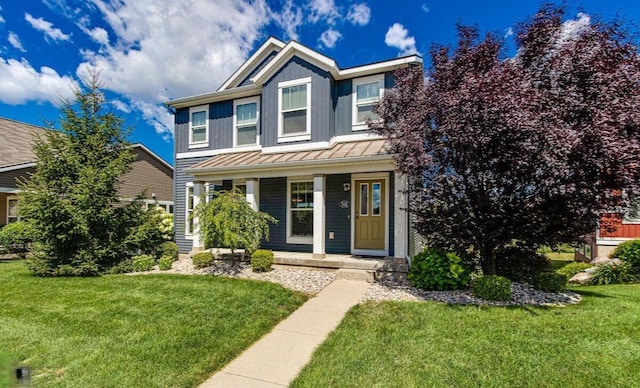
(1, 0, 639, 165)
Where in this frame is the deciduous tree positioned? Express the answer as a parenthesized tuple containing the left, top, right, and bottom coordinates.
(373, 5, 640, 274)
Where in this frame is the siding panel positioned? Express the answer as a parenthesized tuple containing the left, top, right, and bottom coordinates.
(118, 147, 173, 202)
(239, 50, 279, 87)
(326, 174, 351, 254)
(174, 156, 210, 253)
(210, 101, 233, 150)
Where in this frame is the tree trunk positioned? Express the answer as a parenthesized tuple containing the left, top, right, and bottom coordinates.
(480, 244, 496, 275)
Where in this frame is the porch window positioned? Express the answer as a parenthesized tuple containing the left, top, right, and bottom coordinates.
(352, 74, 384, 130)
(234, 97, 259, 147)
(189, 105, 209, 147)
(7, 197, 18, 223)
(287, 180, 313, 244)
(278, 77, 311, 142)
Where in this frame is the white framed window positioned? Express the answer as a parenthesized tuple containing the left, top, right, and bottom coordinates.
(352, 74, 384, 130)
(233, 179, 247, 195)
(144, 200, 173, 214)
(287, 179, 314, 244)
(7, 197, 19, 224)
(189, 105, 209, 148)
(623, 191, 640, 223)
(234, 97, 260, 147)
(185, 184, 195, 236)
(278, 77, 312, 143)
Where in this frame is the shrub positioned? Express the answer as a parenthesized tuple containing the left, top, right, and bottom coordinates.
(192, 252, 214, 269)
(251, 249, 274, 272)
(107, 259, 134, 274)
(612, 239, 640, 272)
(0, 221, 36, 255)
(495, 246, 551, 282)
(531, 272, 567, 292)
(472, 275, 512, 301)
(158, 255, 174, 271)
(408, 248, 471, 291)
(132, 254, 156, 272)
(556, 262, 592, 279)
(589, 261, 637, 285)
(159, 241, 179, 261)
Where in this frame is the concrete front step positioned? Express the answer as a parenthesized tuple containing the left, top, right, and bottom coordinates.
(274, 256, 384, 271)
(335, 268, 375, 282)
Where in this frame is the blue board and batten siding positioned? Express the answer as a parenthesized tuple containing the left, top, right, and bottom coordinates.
(174, 156, 209, 253)
(238, 50, 279, 87)
(326, 174, 351, 253)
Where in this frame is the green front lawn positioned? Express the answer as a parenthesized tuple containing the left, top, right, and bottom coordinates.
(0, 260, 306, 387)
(293, 285, 640, 387)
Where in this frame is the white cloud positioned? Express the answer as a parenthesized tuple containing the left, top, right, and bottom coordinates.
(309, 0, 340, 24)
(347, 3, 370, 26)
(558, 12, 590, 45)
(385, 23, 418, 56)
(0, 57, 78, 105)
(77, 16, 109, 45)
(8, 32, 26, 53)
(272, 0, 303, 40)
(421, 4, 430, 13)
(25, 13, 71, 42)
(505, 27, 514, 38)
(110, 99, 131, 113)
(75, 0, 272, 137)
(319, 28, 341, 48)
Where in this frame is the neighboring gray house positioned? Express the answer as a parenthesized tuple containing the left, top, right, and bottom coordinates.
(166, 37, 422, 260)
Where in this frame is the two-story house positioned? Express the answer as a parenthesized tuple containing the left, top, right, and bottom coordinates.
(166, 37, 422, 261)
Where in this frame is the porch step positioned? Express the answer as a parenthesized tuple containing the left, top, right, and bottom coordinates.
(336, 268, 375, 282)
(274, 256, 384, 271)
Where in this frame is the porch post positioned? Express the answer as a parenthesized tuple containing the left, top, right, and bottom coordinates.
(394, 172, 408, 259)
(246, 178, 260, 211)
(191, 180, 206, 253)
(313, 174, 326, 259)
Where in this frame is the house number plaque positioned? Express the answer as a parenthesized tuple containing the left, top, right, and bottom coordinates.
(339, 200, 350, 209)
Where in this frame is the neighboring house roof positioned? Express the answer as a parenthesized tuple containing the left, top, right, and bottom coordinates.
(185, 139, 391, 175)
(0, 117, 47, 170)
(165, 39, 423, 109)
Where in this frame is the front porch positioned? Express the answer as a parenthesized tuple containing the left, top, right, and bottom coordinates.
(190, 249, 409, 282)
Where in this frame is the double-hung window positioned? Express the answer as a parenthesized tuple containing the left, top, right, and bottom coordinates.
(234, 97, 260, 147)
(189, 105, 209, 147)
(7, 197, 18, 224)
(287, 180, 314, 244)
(278, 77, 311, 142)
(352, 74, 384, 130)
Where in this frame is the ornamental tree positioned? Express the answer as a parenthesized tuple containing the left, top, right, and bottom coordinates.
(18, 75, 150, 275)
(373, 5, 640, 274)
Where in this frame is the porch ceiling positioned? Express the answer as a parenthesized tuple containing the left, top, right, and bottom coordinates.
(185, 139, 393, 176)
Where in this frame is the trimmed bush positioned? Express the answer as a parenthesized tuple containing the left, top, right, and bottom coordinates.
(107, 259, 134, 274)
(590, 261, 637, 285)
(251, 249, 274, 272)
(612, 239, 640, 272)
(0, 221, 35, 255)
(495, 246, 551, 282)
(159, 241, 179, 261)
(158, 255, 173, 271)
(472, 275, 512, 301)
(192, 252, 214, 269)
(556, 262, 592, 279)
(408, 248, 471, 291)
(132, 254, 156, 272)
(531, 272, 567, 292)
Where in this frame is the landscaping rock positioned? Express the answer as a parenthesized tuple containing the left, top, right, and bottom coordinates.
(569, 272, 593, 284)
(590, 256, 621, 266)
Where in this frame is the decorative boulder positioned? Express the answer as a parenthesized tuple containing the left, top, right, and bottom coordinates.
(569, 272, 593, 284)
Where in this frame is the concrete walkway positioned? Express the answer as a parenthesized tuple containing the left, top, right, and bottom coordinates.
(200, 279, 370, 387)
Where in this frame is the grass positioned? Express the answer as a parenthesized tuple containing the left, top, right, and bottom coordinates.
(0, 259, 306, 387)
(292, 284, 640, 387)
(540, 244, 576, 270)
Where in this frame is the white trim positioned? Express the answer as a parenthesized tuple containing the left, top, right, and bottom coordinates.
(352, 74, 385, 131)
(218, 37, 286, 91)
(350, 172, 390, 257)
(278, 77, 312, 143)
(339, 56, 423, 78)
(185, 182, 194, 238)
(189, 105, 209, 147)
(252, 42, 339, 85)
(245, 178, 259, 211)
(261, 141, 330, 154)
(165, 85, 261, 109)
(333, 132, 384, 143)
(595, 237, 636, 246)
(6, 196, 19, 224)
(313, 175, 326, 256)
(0, 188, 20, 194)
(0, 162, 36, 173)
(394, 173, 408, 259)
(286, 177, 314, 245)
(233, 96, 261, 148)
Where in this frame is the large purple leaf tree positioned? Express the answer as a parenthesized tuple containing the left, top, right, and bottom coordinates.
(373, 6, 640, 274)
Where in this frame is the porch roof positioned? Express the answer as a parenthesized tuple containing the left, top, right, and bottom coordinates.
(185, 139, 393, 175)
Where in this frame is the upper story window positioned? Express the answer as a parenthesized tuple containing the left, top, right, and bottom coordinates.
(278, 77, 312, 143)
(352, 74, 384, 130)
(189, 105, 209, 148)
(234, 97, 260, 147)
